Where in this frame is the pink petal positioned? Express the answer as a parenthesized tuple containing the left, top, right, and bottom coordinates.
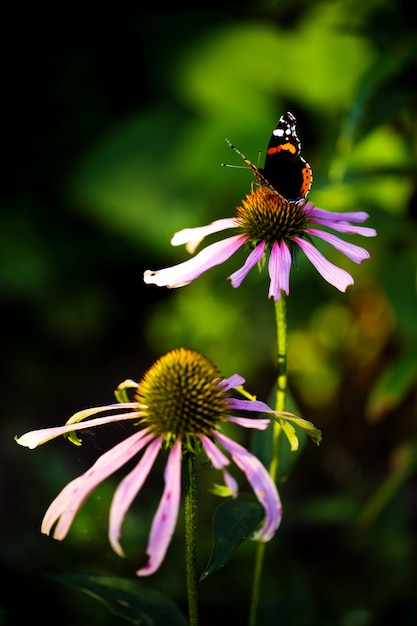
(311, 219, 377, 237)
(226, 416, 270, 430)
(137, 440, 182, 576)
(216, 432, 282, 541)
(144, 235, 246, 288)
(201, 435, 238, 497)
(227, 397, 274, 415)
(268, 240, 292, 300)
(65, 402, 141, 425)
(307, 206, 371, 223)
(307, 228, 370, 263)
(223, 470, 239, 497)
(109, 436, 163, 556)
(41, 429, 156, 540)
(15, 407, 144, 449)
(219, 373, 246, 391)
(229, 240, 266, 288)
(294, 236, 354, 292)
(201, 435, 230, 469)
(171, 218, 238, 253)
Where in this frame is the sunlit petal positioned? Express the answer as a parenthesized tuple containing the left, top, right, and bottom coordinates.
(42, 429, 155, 539)
(137, 440, 182, 576)
(307, 206, 371, 223)
(65, 403, 140, 425)
(311, 219, 377, 237)
(308, 228, 370, 263)
(229, 240, 266, 288)
(15, 410, 144, 449)
(294, 236, 354, 292)
(268, 240, 292, 300)
(109, 436, 163, 555)
(144, 235, 246, 288)
(171, 218, 239, 253)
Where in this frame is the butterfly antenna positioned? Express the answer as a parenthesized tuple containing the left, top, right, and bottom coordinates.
(221, 138, 251, 169)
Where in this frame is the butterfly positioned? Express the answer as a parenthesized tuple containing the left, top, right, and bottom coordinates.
(225, 111, 313, 201)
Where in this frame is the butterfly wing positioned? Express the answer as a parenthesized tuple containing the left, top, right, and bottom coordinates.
(261, 112, 312, 201)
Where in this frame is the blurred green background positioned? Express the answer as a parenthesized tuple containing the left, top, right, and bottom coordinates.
(2, 1, 416, 624)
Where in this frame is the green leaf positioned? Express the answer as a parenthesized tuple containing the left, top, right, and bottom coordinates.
(366, 355, 417, 421)
(280, 414, 322, 446)
(53, 574, 187, 626)
(279, 420, 299, 452)
(200, 495, 264, 581)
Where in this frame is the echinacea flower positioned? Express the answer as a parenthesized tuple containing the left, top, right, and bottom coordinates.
(15, 348, 282, 576)
(144, 186, 376, 300)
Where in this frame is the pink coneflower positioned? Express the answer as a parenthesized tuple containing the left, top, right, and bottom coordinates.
(15, 348, 281, 576)
(144, 186, 376, 300)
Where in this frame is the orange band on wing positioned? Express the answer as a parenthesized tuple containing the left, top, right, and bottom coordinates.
(267, 143, 297, 155)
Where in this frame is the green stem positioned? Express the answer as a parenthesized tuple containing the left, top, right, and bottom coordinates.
(248, 295, 288, 626)
(248, 542, 266, 626)
(274, 294, 288, 412)
(184, 451, 199, 626)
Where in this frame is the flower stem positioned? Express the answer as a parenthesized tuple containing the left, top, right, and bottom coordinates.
(184, 451, 199, 626)
(274, 294, 288, 408)
(248, 295, 287, 626)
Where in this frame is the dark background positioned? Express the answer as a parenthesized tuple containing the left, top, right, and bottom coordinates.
(2, 2, 417, 625)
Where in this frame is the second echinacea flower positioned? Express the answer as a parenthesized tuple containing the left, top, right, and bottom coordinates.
(15, 348, 282, 576)
(144, 186, 376, 300)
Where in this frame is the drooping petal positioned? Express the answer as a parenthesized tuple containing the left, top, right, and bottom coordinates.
(219, 373, 246, 391)
(15, 408, 145, 449)
(226, 416, 270, 430)
(144, 235, 247, 288)
(227, 397, 274, 415)
(65, 402, 141, 425)
(109, 436, 163, 556)
(223, 470, 239, 497)
(171, 218, 239, 253)
(267, 241, 281, 300)
(201, 435, 238, 497)
(137, 440, 182, 576)
(311, 218, 377, 238)
(215, 432, 281, 541)
(201, 435, 230, 469)
(268, 240, 292, 300)
(307, 205, 371, 223)
(294, 236, 354, 292)
(41, 429, 156, 540)
(229, 240, 266, 288)
(307, 228, 370, 263)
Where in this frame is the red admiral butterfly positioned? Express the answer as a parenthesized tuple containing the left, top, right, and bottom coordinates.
(225, 111, 313, 201)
